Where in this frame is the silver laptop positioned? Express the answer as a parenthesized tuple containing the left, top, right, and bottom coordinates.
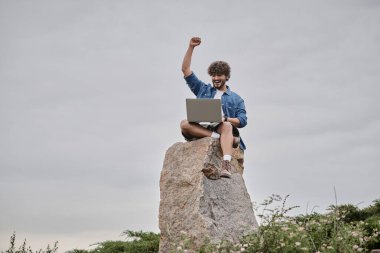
(186, 98, 222, 123)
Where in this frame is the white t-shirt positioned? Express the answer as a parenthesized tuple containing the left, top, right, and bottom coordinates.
(214, 89, 224, 116)
(201, 89, 225, 127)
(214, 89, 224, 100)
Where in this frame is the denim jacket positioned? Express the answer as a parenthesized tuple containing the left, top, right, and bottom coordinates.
(185, 72, 247, 150)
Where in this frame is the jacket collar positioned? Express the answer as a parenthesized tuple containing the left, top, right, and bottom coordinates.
(224, 86, 232, 95)
(212, 85, 232, 95)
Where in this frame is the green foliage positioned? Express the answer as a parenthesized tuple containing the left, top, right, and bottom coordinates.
(120, 230, 159, 253)
(67, 231, 159, 253)
(239, 196, 380, 253)
(5, 198, 380, 253)
(2, 232, 58, 253)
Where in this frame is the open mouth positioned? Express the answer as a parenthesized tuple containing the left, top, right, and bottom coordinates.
(213, 80, 221, 84)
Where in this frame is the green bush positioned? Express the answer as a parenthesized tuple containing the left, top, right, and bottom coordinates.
(2, 232, 58, 253)
(240, 196, 380, 253)
(5, 197, 380, 253)
(67, 230, 159, 253)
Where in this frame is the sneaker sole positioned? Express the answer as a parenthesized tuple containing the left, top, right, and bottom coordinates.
(220, 172, 231, 178)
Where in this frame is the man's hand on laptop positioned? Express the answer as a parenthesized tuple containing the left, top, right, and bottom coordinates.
(189, 37, 201, 47)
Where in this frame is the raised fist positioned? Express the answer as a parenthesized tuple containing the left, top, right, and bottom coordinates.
(189, 37, 201, 47)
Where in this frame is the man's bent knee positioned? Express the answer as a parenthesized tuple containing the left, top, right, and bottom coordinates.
(218, 122, 233, 133)
(180, 119, 193, 132)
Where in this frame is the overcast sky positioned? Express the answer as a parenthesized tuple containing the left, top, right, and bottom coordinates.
(1, 0, 379, 252)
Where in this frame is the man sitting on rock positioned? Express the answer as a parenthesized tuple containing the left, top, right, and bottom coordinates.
(180, 37, 248, 179)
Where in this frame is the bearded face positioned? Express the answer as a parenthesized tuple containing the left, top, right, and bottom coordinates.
(212, 75, 227, 90)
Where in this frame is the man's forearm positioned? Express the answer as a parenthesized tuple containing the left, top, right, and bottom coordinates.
(182, 46, 194, 77)
(225, 117, 241, 128)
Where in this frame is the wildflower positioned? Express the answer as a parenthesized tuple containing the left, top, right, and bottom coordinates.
(295, 242, 301, 246)
(280, 242, 285, 247)
(281, 227, 289, 231)
(327, 246, 333, 250)
(351, 231, 359, 237)
(301, 247, 308, 251)
(243, 244, 248, 248)
(353, 245, 359, 250)
(177, 246, 182, 251)
(357, 248, 363, 252)
(298, 227, 305, 231)
(240, 248, 246, 252)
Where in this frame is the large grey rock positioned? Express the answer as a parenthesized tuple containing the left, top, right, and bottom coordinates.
(159, 137, 258, 253)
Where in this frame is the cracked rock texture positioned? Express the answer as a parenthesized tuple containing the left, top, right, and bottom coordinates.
(159, 137, 258, 253)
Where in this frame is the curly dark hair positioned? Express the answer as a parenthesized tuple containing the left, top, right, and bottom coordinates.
(208, 61, 231, 80)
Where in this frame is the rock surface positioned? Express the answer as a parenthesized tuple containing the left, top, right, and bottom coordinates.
(159, 137, 258, 252)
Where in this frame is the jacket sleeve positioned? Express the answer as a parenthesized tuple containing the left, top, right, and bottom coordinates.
(184, 72, 208, 96)
(236, 98, 247, 128)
